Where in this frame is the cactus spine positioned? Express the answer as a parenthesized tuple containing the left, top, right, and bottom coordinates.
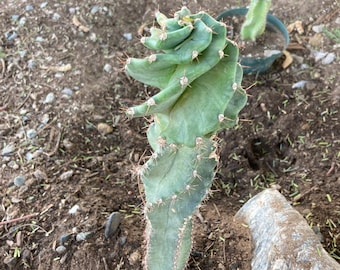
(241, 0, 271, 41)
(125, 7, 247, 270)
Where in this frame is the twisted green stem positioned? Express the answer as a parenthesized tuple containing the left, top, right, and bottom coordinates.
(125, 7, 247, 270)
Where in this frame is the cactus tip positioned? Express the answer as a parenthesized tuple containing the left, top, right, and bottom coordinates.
(218, 50, 224, 59)
(147, 98, 156, 107)
(180, 75, 189, 88)
(147, 54, 157, 63)
(156, 136, 167, 148)
(218, 114, 225, 123)
(126, 107, 135, 117)
(159, 31, 167, 41)
(195, 137, 203, 148)
(192, 50, 199, 60)
(232, 82, 238, 91)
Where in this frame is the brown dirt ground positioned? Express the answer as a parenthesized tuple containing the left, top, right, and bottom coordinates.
(0, 0, 339, 269)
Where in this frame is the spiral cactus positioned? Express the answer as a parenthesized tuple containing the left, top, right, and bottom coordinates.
(125, 7, 247, 270)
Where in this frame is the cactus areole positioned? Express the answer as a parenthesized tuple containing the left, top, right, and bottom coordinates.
(125, 7, 247, 270)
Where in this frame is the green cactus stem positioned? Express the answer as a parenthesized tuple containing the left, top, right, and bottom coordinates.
(240, 0, 271, 41)
(125, 7, 247, 270)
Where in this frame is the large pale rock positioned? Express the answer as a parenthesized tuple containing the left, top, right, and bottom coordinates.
(235, 189, 340, 270)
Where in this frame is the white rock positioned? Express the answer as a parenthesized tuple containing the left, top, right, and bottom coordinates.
(235, 189, 340, 270)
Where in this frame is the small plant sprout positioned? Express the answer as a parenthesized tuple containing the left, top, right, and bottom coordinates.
(125, 7, 247, 270)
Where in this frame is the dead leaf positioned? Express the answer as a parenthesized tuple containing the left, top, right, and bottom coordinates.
(295, 21, 304, 34)
(72, 15, 89, 32)
(287, 20, 304, 34)
(287, 22, 296, 34)
(282, 50, 293, 69)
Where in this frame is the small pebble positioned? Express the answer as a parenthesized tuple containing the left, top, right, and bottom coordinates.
(103, 63, 112, 73)
(56, 245, 67, 254)
(55, 72, 64, 78)
(89, 32, 97, 42)
(60, 234, 73, 245)
(13, 175, 26, 187)
(26, 129, 37, 139)
(11, 15, 19, 22)
(123, 33, 132, 41)
(18, 17, 26, 26)
(40, 2, 48, 8)
(27, 59, 36, 69)
(292, 80, 307, 89)
(5, 31, 18, 41)
(41, 114, 50, 124)
(119, 235, 127, 245)
(19, 50, 27, 58)
(68, 204, 80, 214)
(76, 232, 92, 242)
(97, 123, 113, 135)
(312, 24, 324, 33)
(311, 50, 327, 62)
(35, 36, 45, 42)
(104, 212, 122, 239)
(44, 92, 55, 104)
(91, 5, 100, 14)
(52, 13, 61, 21)
(61, 88, 73, 96)
(60, 170, 74, 180)
(321, 52, 335, 65)
(1, 144, 15, 155)
(25, 152, 33, 161)
(69, 7, 76, 13)
(313, 71, 321, 79)
(62, 138, 74, 149)
(25, 5, 34, 11)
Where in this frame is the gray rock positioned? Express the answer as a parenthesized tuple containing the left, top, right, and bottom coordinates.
(60, 233, 74, 245)
(76, 232, 92, 242)
(56, 245, 67, 254)
(13, 175, 26, 187)
(44, 92, 55, 104)
(61, 88, 73, 96)
(27, 59, 36, 69)
(52, 13, 61, 21)
(104, 212, 122, 239)
(91, 5, 100, 14)
(26, 129, 37, 139)
(103, 63, 112, 73)
(60, 170, 74, 180)
(40, 2, 48, 8)
(25, 5, 34, 11)
(5, 31, 18, 41)
(1, 143, 15, 155)
(18, 17, 26, 26)
(68, 204, 80, 214)
(235, 189, 340, 270)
